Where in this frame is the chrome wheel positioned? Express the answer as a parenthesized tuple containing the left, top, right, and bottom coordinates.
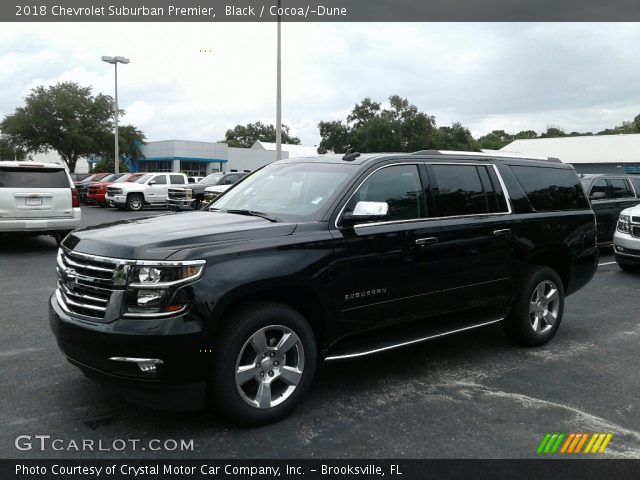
(128, 196, 142, 211)
(235, 325, 305, 409)
(529, 280, 560, 335)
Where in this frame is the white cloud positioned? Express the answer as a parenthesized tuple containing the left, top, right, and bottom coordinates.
(1, 22, 640, 145)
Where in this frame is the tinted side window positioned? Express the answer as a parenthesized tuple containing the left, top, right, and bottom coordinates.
(607, 179, 634, 198)
(510, 165, 589, 211)
(346, 165, 424, 221)
(589, 179, 608, 198)
(431, 165, 488, 216)
(152, 175, 167, 185)
(0, 168, 70, 188)
(222, 175, 238, 185)
(630, 178, 640, 197)
(170, 175, 185, 184)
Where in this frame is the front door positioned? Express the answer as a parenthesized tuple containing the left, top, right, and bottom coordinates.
(329, 163, 443, 334)
(147, 174, 169, 203)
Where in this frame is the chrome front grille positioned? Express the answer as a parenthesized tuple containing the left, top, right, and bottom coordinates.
(632, 226, 640, 238)
(168, 188, 188, 200)
(56, 248, 131, 321)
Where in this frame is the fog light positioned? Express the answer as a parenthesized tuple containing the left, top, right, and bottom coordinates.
(138, 289, 163, 306)
(109, 357, 164, 375)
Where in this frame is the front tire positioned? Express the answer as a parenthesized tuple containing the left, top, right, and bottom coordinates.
(210, 302, 317, 426)
(504, 266, 565, 346)
(126, 194, 144, 211)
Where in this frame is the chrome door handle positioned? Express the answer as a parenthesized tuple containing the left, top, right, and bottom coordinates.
(493, 228, 512, 237)
(415, 237, 439, 246)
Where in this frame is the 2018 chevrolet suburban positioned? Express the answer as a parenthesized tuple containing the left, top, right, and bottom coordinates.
(50, 151, 598, 425)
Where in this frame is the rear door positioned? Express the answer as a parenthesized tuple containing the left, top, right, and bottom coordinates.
(426, 162, 515, 316)
(147, 174, 169, 203)
(0, 166, 73, 219)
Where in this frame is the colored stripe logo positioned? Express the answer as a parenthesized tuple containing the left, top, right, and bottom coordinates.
(537, 433, 613, 454)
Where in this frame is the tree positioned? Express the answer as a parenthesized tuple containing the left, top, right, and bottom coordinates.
(477, 130, 515, 150)
(92, 158, 129, 173)
(0, 136, 28, 160)
(0, 82, 123, 172)
(318, 95, 441, 154)
(433, 123, 479, 151)
(222, 121, 301, 148)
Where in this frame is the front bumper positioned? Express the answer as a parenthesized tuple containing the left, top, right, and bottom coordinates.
(87, 193, 107, 205)
(613, 230, 640, 265)
(105, 194, 127, 207)
(49, 293, 208, 410)
(167, 199, 196, 211)
(0, 208, 81, 233)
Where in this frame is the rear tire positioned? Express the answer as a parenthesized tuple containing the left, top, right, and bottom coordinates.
(504, 266, 565, 346)
(210, 301, 317, 426)
(126, 194, 144, 211)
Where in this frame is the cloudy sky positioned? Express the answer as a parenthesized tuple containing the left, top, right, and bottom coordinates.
(1, 22, 640, 146)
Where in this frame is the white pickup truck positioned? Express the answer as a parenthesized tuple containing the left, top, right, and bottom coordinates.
(105, 172, 188, 211)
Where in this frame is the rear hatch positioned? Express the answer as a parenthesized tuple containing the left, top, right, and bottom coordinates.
(0, 166, 74, 219)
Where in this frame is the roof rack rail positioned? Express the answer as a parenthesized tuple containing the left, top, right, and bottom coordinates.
(411, 150, 442, 155)
(547, 157, 562, 163)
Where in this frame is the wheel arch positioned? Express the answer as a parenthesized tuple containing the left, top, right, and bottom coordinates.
(526, 245, 573, 292)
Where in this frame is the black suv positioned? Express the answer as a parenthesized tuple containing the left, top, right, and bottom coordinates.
(579, 173, 640, 244)
(50, 151, 598, 425)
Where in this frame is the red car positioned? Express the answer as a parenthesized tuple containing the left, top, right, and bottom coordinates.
(75, 173, 111, 204)
(87, 173, 146, 206)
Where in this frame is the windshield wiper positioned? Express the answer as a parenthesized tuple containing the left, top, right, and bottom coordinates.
(211, 208, 280, 222)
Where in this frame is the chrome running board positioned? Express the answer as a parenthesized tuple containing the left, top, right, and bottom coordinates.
(324, 317, 504, 361)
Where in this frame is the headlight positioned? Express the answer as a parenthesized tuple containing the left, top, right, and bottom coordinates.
(124, 261, 205, 317)
(110, 188, 123, 195)
(617, 214, 630, 234)
(185, 188, 193, 199)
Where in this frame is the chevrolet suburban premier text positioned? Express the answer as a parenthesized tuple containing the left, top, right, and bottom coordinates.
(50, 151, 598, 425)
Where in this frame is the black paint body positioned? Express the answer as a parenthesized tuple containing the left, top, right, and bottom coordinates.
(50, 153, 599, 410)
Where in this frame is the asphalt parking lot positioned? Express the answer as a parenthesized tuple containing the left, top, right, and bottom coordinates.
(1, 206, 639, 459)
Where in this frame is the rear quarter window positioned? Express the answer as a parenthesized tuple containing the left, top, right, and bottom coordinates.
(0, 168, 70, 188)
(509, 165, 589, 211)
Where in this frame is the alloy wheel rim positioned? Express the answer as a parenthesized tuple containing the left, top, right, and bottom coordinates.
(529, 280, 560, 335)
(235, 325, 305, 409)
(130, 198, 142, 209)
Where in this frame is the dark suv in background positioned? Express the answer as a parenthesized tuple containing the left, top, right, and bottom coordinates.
(50, 151, 597, 425)
(579, 173, 640, 244)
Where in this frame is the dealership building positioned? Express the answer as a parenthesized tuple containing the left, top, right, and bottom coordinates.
(30, 139, 319, 174)
(500, 133, 640, 174)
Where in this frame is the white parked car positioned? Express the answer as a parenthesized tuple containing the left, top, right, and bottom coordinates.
(105, 172, 188, 211)
(0, 161, 81, 244)
(613, 204, 640, 271)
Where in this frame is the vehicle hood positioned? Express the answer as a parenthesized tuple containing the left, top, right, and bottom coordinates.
(114, 182, 145, 190)
(63, 211, 297, 260)
(622, 204, 640, 215)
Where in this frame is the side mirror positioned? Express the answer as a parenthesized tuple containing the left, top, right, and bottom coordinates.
(589, 192, 605, 200)
(148, 180, 157, 185)
(340, 201, 389, 227)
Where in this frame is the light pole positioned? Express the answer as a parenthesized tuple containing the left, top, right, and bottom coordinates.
(101, 55, 130, 174)
(275, 0, 282, 161)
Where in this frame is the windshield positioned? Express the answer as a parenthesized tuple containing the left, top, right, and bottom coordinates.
(210, 162, 354, 222)
(201, 173, 224, 185)
(98, 174, 118, 183)
(134, 173, 153, 184)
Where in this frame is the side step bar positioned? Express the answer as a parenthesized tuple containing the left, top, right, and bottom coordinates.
(324, 317, 504, 361)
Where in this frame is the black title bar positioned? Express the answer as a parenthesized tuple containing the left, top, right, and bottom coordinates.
(5, 0, 640, 22)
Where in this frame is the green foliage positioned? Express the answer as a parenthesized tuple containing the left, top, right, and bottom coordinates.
(0, 82, 145, 173)
(318, 95, 441, 154)
(0, 136, 28, 160)
(223, 121, 301, 148)
(92, 158, 129, 173)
